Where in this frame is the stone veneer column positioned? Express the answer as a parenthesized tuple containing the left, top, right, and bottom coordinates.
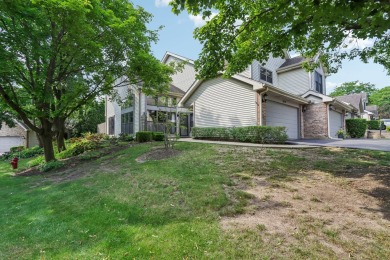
(303, 103, 329, 139)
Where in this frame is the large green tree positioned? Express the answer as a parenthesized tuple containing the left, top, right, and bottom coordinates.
(329, 81, 377, 101)
(370, 86, 390, 118)
(0, 0, 173, 162)
(171, 0, 390, 79)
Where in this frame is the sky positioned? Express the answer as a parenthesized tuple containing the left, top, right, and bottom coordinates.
(133, 0, 389, 94)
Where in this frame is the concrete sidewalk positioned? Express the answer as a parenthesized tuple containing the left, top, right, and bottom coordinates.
(287, 139, 390, 152)
(177, 138, 318, 149)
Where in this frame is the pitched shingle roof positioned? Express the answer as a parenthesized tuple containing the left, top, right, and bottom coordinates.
(279, 56, 304, 68)
(170, 84, 185, 96)
(335, 93, 364, 112)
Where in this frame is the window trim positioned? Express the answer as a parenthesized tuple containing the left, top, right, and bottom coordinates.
(315, 71, 323, 94)
(260, 67, 273, 84)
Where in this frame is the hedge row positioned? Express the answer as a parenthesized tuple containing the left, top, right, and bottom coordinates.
(346, 119, 367, 138)
(367, 120, 386, 130)
(191, 126, 288, 144)
(136, 131, 165, 143)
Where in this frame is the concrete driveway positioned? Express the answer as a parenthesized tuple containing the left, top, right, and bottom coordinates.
(288, 139, 390, 152)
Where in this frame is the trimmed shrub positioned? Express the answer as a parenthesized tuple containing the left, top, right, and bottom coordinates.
(367, 120, 386, 130)
(191, 126, 288, 144)
(136, 131, 153, 143)
(118, 133, 134, 142)
(153, 132, 165, 141)
(18, 146, 44, 158)
(39, 160, 65, 172)
(345, 119, 367, 138)
(10, 146, 25, 153)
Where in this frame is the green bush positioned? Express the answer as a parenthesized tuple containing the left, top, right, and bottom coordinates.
(346, 119, 367, 138)
(39, 160, 65, 172)
(153, 132, 165, 141)
(18, 146, 44, 158)
(367, 120, 386, 130)
(136, 131, 153, 143)
(28, 156, 45, 167)
(387, 126, 390, 132)
(10, 146, 25, 153)
(118, 133, 134, 142)
(191, 126, 288, 144)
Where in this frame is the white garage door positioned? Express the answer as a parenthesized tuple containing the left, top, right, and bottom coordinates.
(329, 110, 343, 138)
(0, 136, 24, 153)
(266, 101, 299, 139)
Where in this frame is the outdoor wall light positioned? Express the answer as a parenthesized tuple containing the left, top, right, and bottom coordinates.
(262, 94, 268, 103)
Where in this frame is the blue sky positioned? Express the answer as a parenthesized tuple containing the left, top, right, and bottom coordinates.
(133, 0, 389, 93)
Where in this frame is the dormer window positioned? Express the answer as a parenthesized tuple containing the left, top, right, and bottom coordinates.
(260, 67, 273, 84)
(315, 71, 323, 93)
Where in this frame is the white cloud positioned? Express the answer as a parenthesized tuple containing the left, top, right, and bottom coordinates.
(342, 32, 375, 50)
(189, 12, 218, 27)
(155, 0, 172, 7)
(326, 81, 341, 94)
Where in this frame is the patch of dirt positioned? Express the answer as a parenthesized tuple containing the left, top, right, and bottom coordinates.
(14, 144, 131, 181)
(136, 148, 181, 163)
(217, 146, 390, 258)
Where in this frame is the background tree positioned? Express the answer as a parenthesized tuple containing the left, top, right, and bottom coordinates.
(370, 86, 390, 118)
(67, 100, 105, 137)
(171, 0, 390, 79)
(0, 0, 173, 162)
(328, 81, 377, 101)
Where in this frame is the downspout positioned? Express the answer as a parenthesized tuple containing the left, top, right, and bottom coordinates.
(139, 88, 142, 133)
(257, 86, 269, 126)
(327, 103, 331, 138)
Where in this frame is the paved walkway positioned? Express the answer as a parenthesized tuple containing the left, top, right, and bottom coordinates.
(287, 139, 390, 152)
(178, 138, 317, 149)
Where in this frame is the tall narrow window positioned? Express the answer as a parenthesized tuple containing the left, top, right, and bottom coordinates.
(121, 112, 133, 134)
(260, 67, 273, 84)
(108, 116, 115, 135)
(315, 71, 323, 93)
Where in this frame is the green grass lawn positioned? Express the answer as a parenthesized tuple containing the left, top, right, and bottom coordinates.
(0, 143, 389, 259)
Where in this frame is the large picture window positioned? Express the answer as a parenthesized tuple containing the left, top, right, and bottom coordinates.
(260, 67, 273, 84)
(315, 71, 323, 93)
(121, 112, 133, 134)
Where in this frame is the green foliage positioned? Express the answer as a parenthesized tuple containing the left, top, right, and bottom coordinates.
(0, 0, 175, 162)
(329, 81, 377, 101)
(371, 86, 390, 107)
(345, 119, 367, 138)
(68, 100, 105, 137)
(118, 133, 135, 142)
(136, 131, 153, 143)
(192, 126, 288, 144)
(153, 132, 165, 141)
(387, 126, 390, 132)
(367, 120, 386, 130)
(38, 160, 65, 172)
(27, 156, 45, 168)
(10, 146, 25, 153)
(170, 0, 390, 79)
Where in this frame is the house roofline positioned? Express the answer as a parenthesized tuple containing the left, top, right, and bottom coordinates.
(162, 51, 195, 65)
(179, 73, 309, 106)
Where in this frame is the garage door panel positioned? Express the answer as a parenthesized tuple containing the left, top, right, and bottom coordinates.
(329, 110, 343, 138)
(0, 137, 24, 153)
(266, 101, 299, 139)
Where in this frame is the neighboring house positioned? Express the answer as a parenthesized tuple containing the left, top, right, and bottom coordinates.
(0, 120, 39, 153)
(366, 105, 378, 119)
(335, 93, 373, 120)
(179, 53, 355, 139)
(105, 52, 196, 137)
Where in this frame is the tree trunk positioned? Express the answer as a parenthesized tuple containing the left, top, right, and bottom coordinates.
(37, 133, 44, 148)
(40, 119, 55, 162)
(55, 117, 66, 152)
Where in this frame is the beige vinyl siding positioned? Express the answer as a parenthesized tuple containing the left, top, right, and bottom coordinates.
(185, 77, 257, 127)
(165, 56, 196, 92)
(278, 68, 310, 95)
(251, 56, 286, 86)
(239, 65, 251, 78)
